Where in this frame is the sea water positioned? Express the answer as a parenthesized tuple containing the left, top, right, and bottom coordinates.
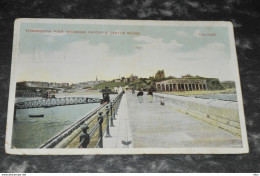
(12, 95, 103, 148)
(192, 93, 237, 102)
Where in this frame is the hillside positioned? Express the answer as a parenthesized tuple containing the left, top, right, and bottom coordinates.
(93, 81, 129, 90)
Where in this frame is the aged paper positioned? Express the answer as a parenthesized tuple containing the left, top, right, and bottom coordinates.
(6, 19, 248, 155)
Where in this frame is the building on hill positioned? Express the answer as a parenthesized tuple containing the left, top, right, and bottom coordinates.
(181, 74, 193, 78)
(115, 79, 121, 82)
(125, 78, 130, 82)
(156, 79, 208, 91)
(130, 74, 138, 82)
(49, 82, 69, 88)
(121, 77, 126, 82)
(155, 77, 224, 91)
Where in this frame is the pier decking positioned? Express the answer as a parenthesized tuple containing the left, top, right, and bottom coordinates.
(103, 91, 242, 148)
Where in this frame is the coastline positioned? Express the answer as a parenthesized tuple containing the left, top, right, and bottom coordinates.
(157, 88, 236, 96)
(57, 89, 101, 96)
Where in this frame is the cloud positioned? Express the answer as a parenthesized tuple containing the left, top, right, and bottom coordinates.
(46, 36, 54, 43)
(193, 30, 202, 38)
(134, 36, 183, 51)
(176, 42, 227, 61)
(168, 42, 232, 80)
(19, 40, 109, 63)
(207, 42, 226, 49)
(17, 36, 233, 83)
(17, 39, 111, 82)
(177, 31, 189, 37)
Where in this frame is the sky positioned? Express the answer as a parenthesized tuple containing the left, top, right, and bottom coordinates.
(15, 22, 236, 83)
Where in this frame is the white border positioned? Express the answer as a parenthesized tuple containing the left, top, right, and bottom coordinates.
(5, 19, 249, 155)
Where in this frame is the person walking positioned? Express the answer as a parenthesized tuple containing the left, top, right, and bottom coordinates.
(147, 89, 153, 103)
(137, 89, 144, 103)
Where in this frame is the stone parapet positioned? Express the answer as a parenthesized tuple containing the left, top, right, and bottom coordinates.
(154, 93, 241, 137)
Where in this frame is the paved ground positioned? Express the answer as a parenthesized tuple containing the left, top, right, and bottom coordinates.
(103, 93, 133, 148)
(104, 91, 242, 148)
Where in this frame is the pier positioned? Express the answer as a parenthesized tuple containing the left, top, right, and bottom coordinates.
(35, 88, 242, 149)
(121, 91, 241, 148)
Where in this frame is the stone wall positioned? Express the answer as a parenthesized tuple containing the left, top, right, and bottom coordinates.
(154, 93, 241, 137)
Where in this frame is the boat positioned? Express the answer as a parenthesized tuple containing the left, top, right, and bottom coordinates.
(29, 114, 44, 118)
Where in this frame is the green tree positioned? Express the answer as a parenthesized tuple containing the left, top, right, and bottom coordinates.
(155, 70, 165, 79)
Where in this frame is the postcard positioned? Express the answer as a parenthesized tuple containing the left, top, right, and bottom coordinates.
(5, 19, 248, 155)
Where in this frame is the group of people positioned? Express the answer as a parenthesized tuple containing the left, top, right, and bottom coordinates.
(135, 89, 153, 103)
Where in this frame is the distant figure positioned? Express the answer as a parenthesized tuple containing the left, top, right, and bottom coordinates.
(160, 96, 165, 106)
(80, 125, 90, 148)
(137, 89, 144, 103)
(103, 94, 110, 103)
(132, 89, 135, 94)
(147, 90, 153, 103)
(102, 86, 111, 103)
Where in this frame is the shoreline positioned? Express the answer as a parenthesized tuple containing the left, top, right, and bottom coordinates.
(57, 89, 101, 96)
(156, 88, 236, 96)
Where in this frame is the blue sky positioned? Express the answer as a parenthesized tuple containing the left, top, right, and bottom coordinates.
(16, 22, 234, 83)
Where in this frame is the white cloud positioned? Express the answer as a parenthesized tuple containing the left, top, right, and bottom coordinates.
(46, 36, 54, 43)
(17, 39, 110, 82)
(19, 40, 109, 63)
(193, 29, 202, 38)
(176, 42, 227, 61)
(177, 31, 188, 37)
(17, 37, 234, 83)
(134, 36, 183, 51)
(207, 42, 226, 49)
(167, 42, 232, 80)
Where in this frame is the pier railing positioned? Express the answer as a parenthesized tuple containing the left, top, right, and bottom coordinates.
(94, 93, 122, 148)
(39, 91, 124, 148)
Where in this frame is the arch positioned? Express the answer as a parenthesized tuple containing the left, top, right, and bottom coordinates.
(185, 84, 188, 91)
(173, 84, 177, 91)
(196, 84, 199, 90)
(189, 84, 192, 91)
(178, 84, 181, 90)
(166, 84, 169, 91)
(157, 84, 161, 90)
(181, 84, 184, 90)
(162, 84, 165, 91)
(170, 84, 173, 91)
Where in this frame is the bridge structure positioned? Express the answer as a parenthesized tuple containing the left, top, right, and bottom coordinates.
(15, 97, 102, 109)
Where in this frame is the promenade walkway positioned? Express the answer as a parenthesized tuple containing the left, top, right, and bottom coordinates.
(103, 92, 133, 148)
(104, 91, 242, 148)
